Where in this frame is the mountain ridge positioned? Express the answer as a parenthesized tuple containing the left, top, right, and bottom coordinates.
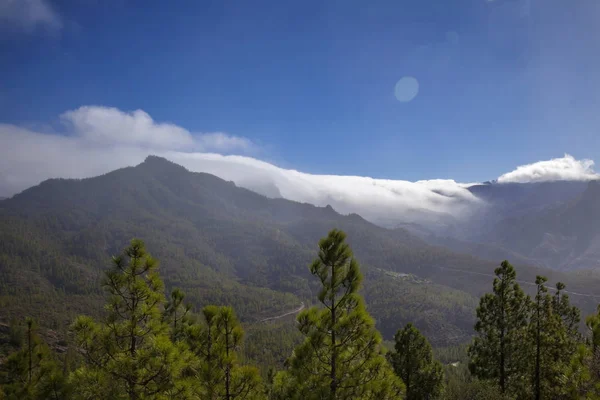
(2, 156, 600, 354)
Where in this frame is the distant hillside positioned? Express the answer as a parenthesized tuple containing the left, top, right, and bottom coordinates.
(467, 181, 588, 215)
(1, 156, 599, 361)
(409, 180, 598, 271)
(483, 180, 600, 270)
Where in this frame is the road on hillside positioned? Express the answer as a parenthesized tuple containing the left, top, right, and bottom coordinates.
(259, 302, 305, 323)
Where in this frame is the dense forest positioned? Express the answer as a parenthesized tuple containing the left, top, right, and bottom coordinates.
(2, 230, 600, 399)
(3, 156, 600, 359)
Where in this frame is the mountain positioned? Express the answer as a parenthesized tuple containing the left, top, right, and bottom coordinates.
(1, 156, 600, 364)
(404, 180, 598, 271)
(467, 181, 588, 214)
(482, 180, 600, 270)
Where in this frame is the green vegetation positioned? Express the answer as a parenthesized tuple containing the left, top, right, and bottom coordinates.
(3, 232, 600, 398)
(0, 318, 68, 399)
(3, 156, 600, 362)
(388, 323, 444, 400)
(272, 230, 403, 399)
(70, 239, 195, 399)
(186, 305, 263, 399)
(468, 261, 530, 395)
(4, 158, 600, 398)
(467, 261, 595, 399)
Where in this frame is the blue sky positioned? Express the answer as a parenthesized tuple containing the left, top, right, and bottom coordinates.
(1, 0, 599, 183)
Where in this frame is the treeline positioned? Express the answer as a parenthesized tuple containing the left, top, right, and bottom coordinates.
(1, 230, 600, 399)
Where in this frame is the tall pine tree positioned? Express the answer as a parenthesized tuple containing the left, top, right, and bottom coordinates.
(164, 288, 191, 342)
(587, 305, 600, 352)
(562, 305, 600, 398)
(275, 229, 403, 400)
(531, 276, 550, 400)
(528, 279, 580, 399)
(468, 260, 529, 396)
(186, 306, 264, 400)
(388, 323, 444, 400)
(70, 239, 194, 400)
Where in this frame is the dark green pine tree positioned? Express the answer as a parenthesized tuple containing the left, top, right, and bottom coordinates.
(186, 305, 264, 400)
(586, 305, 600, 352)
(274, 229, 404, 400)
(468, 260, 530, 396)
(70, 239, 195, 400)
(0, 318, 68, 400)
(552, 282, 581, 346)
(561, 305, 600, 398)
(187, 306, 223, 400)
(164, 288, 191, 341)
(531, 276, 550, 400)
(529, 279, 580, 399)
(388, 323, 444, 400)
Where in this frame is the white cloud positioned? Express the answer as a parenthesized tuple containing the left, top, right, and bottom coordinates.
(497, 154, 599, 183)
(194, 132, 255, 153)
(0, 0, 62, 32)
(59, 106, 253, 153)
(162, 152, 481, 226)
(61, 106, 195, 150)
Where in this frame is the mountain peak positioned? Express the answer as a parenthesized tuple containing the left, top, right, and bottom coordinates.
(140, 155, 188, 172)
(143, 155, 173, 165)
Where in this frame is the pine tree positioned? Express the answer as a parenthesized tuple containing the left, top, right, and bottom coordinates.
(0, 318, 68, 400)
(558, 343, 600, 399)
(552, 282, 581, 346)
(186, 305, 264, 400)
(164, 288, 191, 341)
(527, 278, 581, 399)
(70, 239, 194, 399)
(276, 229, 404, 400)
(388, 323, 444, 400)
(187, 306, 222, 399)
(531, 276, 549, 400)
(468, 260, 530, 396)
(587, 305, 600, 352)
(562, 305, 600, 399)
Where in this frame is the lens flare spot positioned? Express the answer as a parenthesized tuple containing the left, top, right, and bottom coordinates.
(394, 77, 419, 102)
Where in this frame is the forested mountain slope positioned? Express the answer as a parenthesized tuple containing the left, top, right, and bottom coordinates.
(1, 156, 599, 352)
(412, 180, 600, 272)
(484, 180, 600, 270)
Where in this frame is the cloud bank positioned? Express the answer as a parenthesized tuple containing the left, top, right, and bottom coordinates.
(60, 106, 253, 152)
(0, 106, 483, 226)
(161, 152, 480, 226)
(0, 106, 597, 227)
(497, 154, 599, 183)
(0, 0, 62, 32)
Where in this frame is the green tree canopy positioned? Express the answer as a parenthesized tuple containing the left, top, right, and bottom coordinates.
(163, 288, 191, 342)
(0, 318, 67, 400)
(525, 277, 582, 399)
(186, 305, 264, 400)
(70, 239, 194, 399)
(388, 323, 444, 400)
(275, 229, 404, 399)
(468, 260, 530, 396)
